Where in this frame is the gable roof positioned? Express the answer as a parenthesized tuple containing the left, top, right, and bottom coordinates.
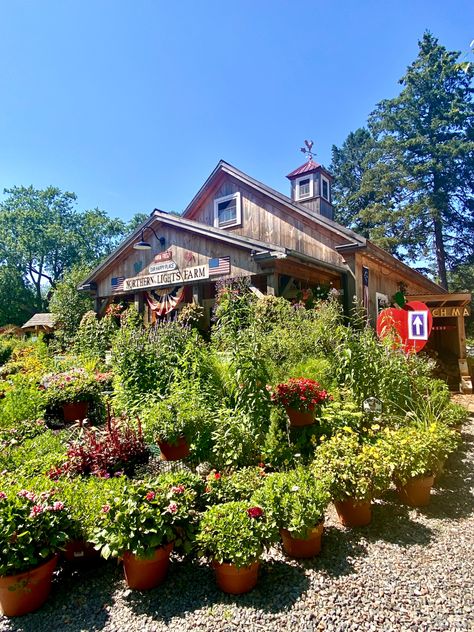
(22, 313, 56, 330)
(182, 160, 364, 247)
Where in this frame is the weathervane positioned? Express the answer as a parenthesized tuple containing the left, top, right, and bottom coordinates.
(300, 139, 315, 161)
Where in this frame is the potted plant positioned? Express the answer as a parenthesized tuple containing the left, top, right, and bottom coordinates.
(196, 501, 276, 594)
(271, 378, 331, 427)
(312, 431, 391, 527)
(252, 466, 331, 558)
(380, 422, 459, 507)
(40, 368, 102, 422)
(0, 488, 73, 617)
(142, 398, 190, 461)
(92, 478, 197, 590)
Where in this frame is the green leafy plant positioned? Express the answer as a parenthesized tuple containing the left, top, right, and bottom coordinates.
(203, 466, 266, 505)
(141, 397, 188, 446)
(40, 368, 103, 407)
(312, 431, 391, 501)
(252, 467, 331, 539)
(92, 477, 198, 559)
(379, 422, 460, 485)
(0, 488, 73, 575)
(196, 501, 276, 567)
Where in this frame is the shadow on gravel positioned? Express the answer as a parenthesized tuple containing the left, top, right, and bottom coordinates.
(311, 525, 367, 577)
(367, 497, 434, 546)
(420, 427, 474, 521)
(1, 562, 120, 632)
(125, 557, 310, 626)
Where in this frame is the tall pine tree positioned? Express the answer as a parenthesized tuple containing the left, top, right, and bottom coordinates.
(333, 33, 474, 289)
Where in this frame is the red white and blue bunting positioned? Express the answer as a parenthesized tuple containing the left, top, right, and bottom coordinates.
(145, 286, 184, 317)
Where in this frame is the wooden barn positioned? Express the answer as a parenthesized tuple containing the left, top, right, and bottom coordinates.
(79, 155, 472, 392)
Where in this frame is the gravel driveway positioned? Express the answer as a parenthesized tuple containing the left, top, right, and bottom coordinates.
(2, 412, 473, 632)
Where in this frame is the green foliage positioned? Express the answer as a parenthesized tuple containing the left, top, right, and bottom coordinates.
(379, 423, 460, 484)
(92, 477, 198, 559)
(0, 266, 35, 327)
(196, 501, 276, 567)
(73, 310, 118, 360)
(0, 431, 67, 478)
(40, 367, 103, 407)
(211, 408, 263, 469)
(0, 374, 46, 443)
(252, 467, 331, 539)
(49, 265, 94, 348)
(0, 338, 16, 367)
(141, 396, 188, 445)
(211, 277, 256, 349)
(312, 432, 391, 501)
(112, 319, 190, 413)
(0, 487, 74, 575)
(203, 466, 266, 505)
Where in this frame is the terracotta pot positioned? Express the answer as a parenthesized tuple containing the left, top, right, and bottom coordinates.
(397, 475, 435, 507)
(212, 560, 259, 594)
(334, 498, 372, 527)
(158, 436, 190, 461)
(64, 540, 100, 563)
(284, 407, 314, 427)
(122, 542, 173, 590)
(62, 401, 89, 422)
(280, 522, 324, 558)
(0, 555, 57, 617)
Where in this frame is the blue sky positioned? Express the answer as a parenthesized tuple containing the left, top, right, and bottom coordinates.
(0, 1, 472, 221)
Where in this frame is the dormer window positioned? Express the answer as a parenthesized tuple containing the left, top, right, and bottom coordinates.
(321, 176, 330, 201)
(214, 192, 241, 228)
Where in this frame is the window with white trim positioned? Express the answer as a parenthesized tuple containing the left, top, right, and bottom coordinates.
(214, 192, 241, 228)
(295, 175, 313, 200)
(321, 176, 330, 201)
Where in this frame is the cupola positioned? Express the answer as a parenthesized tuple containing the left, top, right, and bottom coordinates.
(286, 140, 334, 220)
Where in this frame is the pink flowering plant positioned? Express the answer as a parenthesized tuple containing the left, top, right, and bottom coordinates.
(0, 489, 73, 576)
(196, 501, 276, 567)
(39, 368, 106, 407)
(271, 378, 331, 414)
(92, 477, 198, 559)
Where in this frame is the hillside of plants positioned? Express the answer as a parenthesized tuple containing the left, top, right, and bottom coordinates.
(0, 280, 470, 615)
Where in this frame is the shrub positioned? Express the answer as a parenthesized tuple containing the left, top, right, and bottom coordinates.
(92, 477, 198, 559)
(141, 397, 188, 446)
(312, 431, 391, 501)
(252, 467, 331, 539)
(0, 488, 73, 575)
(40, 368, 105, 407)
(73, 310, 119, 360)
(211, 408, 263, 469)
(379, 423, 460, 485)
(0, 339, 16, 366)
(203, 466, 266, 505)
(0, 431, 67, 478)
(196, 501, 276, 567)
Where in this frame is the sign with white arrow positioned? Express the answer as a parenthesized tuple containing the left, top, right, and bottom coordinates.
(408, 311, 428, 340)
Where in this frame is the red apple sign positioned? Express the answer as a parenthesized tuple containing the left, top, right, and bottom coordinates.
(376, 301, 433, 353)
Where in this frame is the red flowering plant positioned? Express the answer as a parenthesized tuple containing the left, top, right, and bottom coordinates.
(203, 466, 267, 506)
(39, 367, 105, 407)
(196, 500, 277, 568)
(271, 378, 331, 414)
(92, 476, 198, 560)
(0, 489, 73, 576)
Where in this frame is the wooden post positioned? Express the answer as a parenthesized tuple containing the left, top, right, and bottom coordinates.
(457, 314, 472, 393)
(266, 273, 278, 296)
(192, 284, 203, 305)
(134, 293, 144, 316)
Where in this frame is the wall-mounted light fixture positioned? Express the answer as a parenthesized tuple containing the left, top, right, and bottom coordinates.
(133, 226, 166, 251)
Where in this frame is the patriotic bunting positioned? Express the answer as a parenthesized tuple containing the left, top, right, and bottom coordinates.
(145, 286, 184, 317)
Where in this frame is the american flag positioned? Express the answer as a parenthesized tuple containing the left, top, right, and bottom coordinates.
(208, 256, 230, 276)
(111, 277, 125, 293)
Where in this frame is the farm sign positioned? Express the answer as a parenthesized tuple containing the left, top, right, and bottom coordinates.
(376, 301, 433, 353)
(124, 264, 209, 292)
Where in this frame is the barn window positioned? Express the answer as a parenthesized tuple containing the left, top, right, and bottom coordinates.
(214, 192, 241, 228)
(299, 178, 310, 198)
(321, 176, 330, 201)
(295, 175, 313, 200)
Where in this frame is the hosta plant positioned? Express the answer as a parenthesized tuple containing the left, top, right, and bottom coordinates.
(312, 431, 391, 501)
(271, 378, 331, 414)
(252, 467, 331, 539)
(0, 488, 73, 576)
(92, 477, 198, 559)
(379, 422, 460, 485)
(196, 501, 276, 567)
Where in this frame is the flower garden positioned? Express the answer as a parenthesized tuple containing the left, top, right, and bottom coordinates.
(0, 282, 470, 620)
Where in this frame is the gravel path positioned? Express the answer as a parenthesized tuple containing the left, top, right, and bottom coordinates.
(2, 409, 473, 632)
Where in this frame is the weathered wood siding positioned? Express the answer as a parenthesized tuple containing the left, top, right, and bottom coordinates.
(188, 174, 347, 268)
(94, 226, 261, 298)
